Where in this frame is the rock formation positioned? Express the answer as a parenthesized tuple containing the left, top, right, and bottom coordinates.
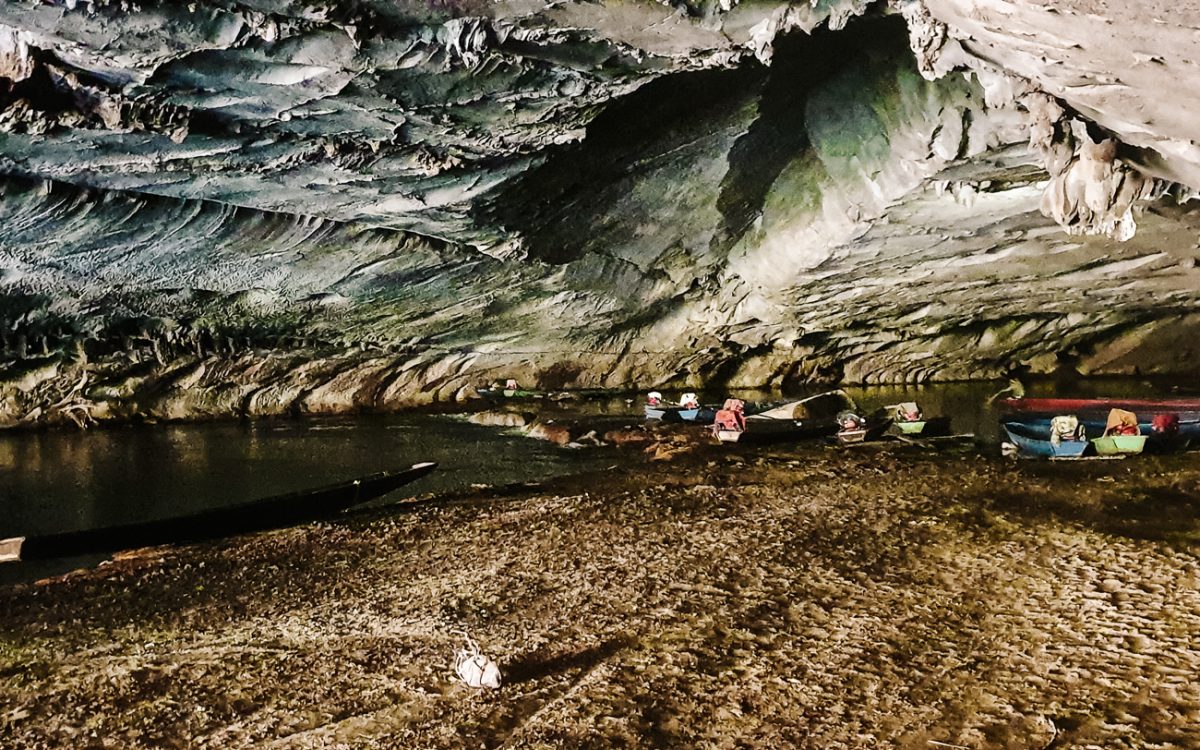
(1, 0, 1199, 423)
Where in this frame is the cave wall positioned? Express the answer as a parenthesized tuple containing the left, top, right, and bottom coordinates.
(2, 1, 1200, 423)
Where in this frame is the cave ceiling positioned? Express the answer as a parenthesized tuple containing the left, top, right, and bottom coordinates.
(2, 0, 1200, 395)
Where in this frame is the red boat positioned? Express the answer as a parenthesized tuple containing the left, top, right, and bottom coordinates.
(1000, 397, 1200, 416)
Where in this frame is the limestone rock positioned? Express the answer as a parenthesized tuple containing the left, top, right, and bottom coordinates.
(468, 410, 531, 428)
(0, 0, 1198, 415)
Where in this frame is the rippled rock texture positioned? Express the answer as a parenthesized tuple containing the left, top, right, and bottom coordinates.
(2, 1, 1200, 421)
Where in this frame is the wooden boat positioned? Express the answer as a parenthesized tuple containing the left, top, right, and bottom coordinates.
(716, 417, 835, 444)
(837, 418, 892, 445)
(644, 405, 716, 423)
(714, 391, 855, 445)
(0, 462, 437, 564)
(479, 386, 545, 400)
(894, 420, 926, 435)
(1008, 414, 1194, 452)
(1092, 434, 1148, 455)
(874, 402, 951, 438)
(644, 403, 674, 421)
(1003, 422, 1089, 458)
(715, 427, 743, 443)
(1001, 397, 1200, 417)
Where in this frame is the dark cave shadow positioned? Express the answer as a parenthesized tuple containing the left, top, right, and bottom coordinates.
(503, 634, 635, 685)
(478, 13, 918, 266)
(478, 62, 768, 264)
(712, 14, 913, 252)
(980, 478, 1200, 546)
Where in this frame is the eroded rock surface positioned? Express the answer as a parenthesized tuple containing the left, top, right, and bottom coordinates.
(2, 1, 1200, 421)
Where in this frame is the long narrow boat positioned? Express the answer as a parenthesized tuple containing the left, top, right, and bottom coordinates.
(0, 462, 437, 564)
(1006, 414, 1197, 452)
(715, 391, 855, 445)
(1001, 397, 1200, 416)
(478, 386, 546, 400)
(717, 416, 835, 444)
(1002, 423, 1089, 458)
(479, 385, 610, 402)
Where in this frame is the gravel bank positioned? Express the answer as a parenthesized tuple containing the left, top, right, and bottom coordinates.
(2, 443, 1199, 748)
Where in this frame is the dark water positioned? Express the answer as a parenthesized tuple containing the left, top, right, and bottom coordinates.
(0, 415, 615, 584)
(0, 376, 1187, 584)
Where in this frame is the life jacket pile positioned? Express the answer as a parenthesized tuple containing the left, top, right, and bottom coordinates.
(1049, 415, 1085, 444)
(837, 411, 865, 431)
(895, 402, 921, 422)
(712, 398, 746, 433)
(1103, 408, 1140, 437)
(1152, 413, 1180, 435)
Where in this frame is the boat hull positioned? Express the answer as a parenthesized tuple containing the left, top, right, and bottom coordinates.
(1002, 397, 1200, 417)
(644, 405, 676, 421)
(1092, 435, 1148, 455)
(479, 387, 544, 400)
(645, 405, 716, 424)
(1003, 423, 1089, 458)
(837, 419, 891, 444)
(1, 462, 438, 563)
(714, 419, 836, 445)
(712, 390, 854, 445)
(1006, 415, 1196, 452)
(837, 428, 868, 444)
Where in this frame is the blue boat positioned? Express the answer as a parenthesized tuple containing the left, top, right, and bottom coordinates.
(644, 404, 716, 423)
(644, 404, 676, 421)
(1003, 422, 1090, 458)
(1009, 415, 1196, 453)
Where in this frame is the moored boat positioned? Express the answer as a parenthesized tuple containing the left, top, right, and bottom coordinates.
(1008, 413, 1194, 452)
(713, 398, 748, 443)
(644, 392, 716, 424)
(1091, 408, 1148, 456)
(890, 402, 951, 437)
(479, 386, 545, 400)
(1001, 397, 1200, 417)
(645, 405, 713, 422)
(0, 462, 438, 563)
(1092, 434, 1148, 455)
(644, 403, 675, 421)
(713, 390, 856, 445)
(895, 420, 926, 435)
(891, 402, 924, 435)
(835, 410, 892, 444)
(1002, 422, 1089, 458)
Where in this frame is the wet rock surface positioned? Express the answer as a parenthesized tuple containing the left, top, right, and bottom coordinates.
(2, 3, 1200, 400)
(2, 445, 1199, 748)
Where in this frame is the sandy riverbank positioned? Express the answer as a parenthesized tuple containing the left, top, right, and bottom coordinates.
(2, 441, 1199, 748)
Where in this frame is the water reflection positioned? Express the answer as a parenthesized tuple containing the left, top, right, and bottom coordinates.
(0, 415, 613, 541)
